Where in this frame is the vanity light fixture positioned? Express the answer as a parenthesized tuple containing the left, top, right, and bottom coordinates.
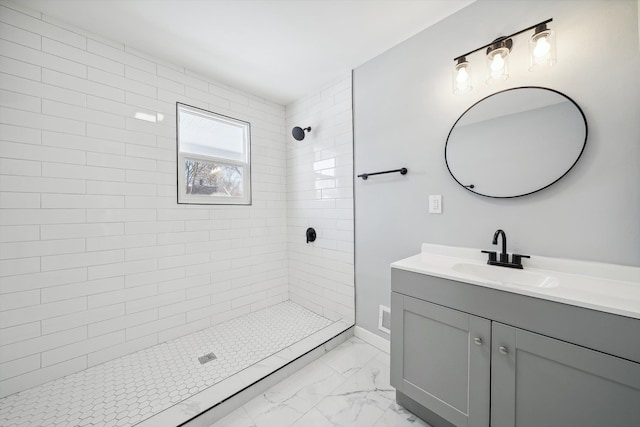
(452, 18, 554, 94)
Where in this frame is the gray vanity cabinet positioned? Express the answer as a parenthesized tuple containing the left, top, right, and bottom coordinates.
(491, 322, 640, 427)
(391, 268, 640, 427)
(390, 292, 491, 427)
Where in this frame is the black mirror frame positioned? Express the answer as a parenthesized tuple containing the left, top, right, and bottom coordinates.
(445, 86, 588, 198)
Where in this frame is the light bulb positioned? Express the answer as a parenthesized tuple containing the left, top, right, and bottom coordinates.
(453, 58, 472, 94)
(456, 67, 469, 83)
(491, 53, 505, 72)
(533, 36, 551, 58)
(529, 26, 556, 71)
(486, 45, 509, 84)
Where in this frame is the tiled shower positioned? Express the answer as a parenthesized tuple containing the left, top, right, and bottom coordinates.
(0, 1, 354, 425)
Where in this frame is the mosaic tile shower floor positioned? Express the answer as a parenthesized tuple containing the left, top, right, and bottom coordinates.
(0, 301, 333, 427)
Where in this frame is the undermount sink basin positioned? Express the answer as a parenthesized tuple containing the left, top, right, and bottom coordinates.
(452, 263, 559, 288)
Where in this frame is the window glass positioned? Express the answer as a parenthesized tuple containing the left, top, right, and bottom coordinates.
(177, 103, 251, 204)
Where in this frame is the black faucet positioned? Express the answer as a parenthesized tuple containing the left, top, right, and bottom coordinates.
(493, 229, 509, 263)
(481, 229, 530, 269)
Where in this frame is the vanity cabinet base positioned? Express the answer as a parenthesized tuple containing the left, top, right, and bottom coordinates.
(391, 269, 640, 427)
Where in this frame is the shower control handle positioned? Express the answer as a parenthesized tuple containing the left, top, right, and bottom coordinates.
(306, 227, 316, 244)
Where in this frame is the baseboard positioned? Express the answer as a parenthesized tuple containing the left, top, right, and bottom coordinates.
(354, 326, 390, 353)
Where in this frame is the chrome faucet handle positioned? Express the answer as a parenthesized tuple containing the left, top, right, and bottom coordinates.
(512, 254, 530, 266)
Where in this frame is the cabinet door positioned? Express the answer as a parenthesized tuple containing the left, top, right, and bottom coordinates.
(491, 322, 640, 427)
(390, 293, 490, 427)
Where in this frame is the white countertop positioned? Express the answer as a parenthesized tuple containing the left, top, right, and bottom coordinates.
(391, 244, 640, 320)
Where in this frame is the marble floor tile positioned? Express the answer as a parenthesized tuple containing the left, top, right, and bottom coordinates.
(274, 358, 346, 407)
(211, 337, 432, 427)
(314, 393, 388, 426)
(314, 354, 395, 427)
(242, 359, 346, 427)
(331, 352, 394, 399)
(290, 408, 334, 427)
(242, 390, 310, 427)
(318, 336, 381, 378)
(373, 402, 432, 427)
(214, 407, 256, 427)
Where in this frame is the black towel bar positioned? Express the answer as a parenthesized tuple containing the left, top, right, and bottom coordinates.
(357, 168, 408, 180)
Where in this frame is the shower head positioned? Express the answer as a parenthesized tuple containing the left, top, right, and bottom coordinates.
(292, 126, 311, 141)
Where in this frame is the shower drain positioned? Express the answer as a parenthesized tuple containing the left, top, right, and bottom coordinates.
(198, 352, 217, 365)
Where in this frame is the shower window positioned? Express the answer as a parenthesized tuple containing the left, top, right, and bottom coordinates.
(177, 103, 251, 204)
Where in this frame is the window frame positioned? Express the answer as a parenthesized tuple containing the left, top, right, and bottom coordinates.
(176, 102, 252, 205)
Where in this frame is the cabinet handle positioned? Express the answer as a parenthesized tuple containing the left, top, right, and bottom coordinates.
(499, 346, 509, 355)
(473, 337, 483, 346)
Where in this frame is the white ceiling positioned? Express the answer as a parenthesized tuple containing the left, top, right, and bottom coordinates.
(20, 0, 474, 105)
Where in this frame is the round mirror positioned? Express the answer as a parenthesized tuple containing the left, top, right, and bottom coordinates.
(445, 87, 587, 198)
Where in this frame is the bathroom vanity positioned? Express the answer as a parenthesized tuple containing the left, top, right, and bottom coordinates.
(390, 244, 640, 427)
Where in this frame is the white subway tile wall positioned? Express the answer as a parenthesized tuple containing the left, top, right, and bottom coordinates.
(285, 76, 355, 324)
(0, 1, 300, 397)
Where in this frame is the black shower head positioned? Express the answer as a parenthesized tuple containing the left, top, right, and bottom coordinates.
(292, 126, 311, 141)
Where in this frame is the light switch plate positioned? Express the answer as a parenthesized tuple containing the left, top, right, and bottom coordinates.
(429, 195, 442, 214)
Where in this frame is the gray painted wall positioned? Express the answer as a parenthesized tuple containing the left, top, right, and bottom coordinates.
(353, 0, 640, 338)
